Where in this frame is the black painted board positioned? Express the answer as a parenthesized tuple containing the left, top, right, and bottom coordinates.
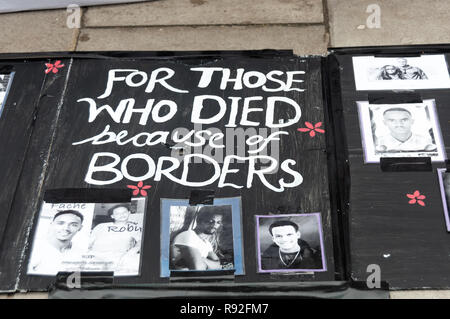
(13, 55, 336, 290)
(332, 48, 450, 289)
(322, 54, 350, 280)
(0, 59, 72, 291)
(48, 281, 390, 299)
(348, 157, 450, 289)
(0, 62, 45, 250)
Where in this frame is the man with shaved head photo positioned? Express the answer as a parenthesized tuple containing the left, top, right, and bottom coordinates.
(375, 107, 436, 153)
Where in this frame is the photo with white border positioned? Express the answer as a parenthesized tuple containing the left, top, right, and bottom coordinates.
(353, 55, 450, 91)
(437, 168, 450, 232)
(357, 100, 446, 163)
(27, 197, 146, 276)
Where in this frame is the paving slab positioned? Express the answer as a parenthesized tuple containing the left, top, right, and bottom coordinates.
(390, 290, 450, 299)
(327, 0, 450, 47)
(0, 10, 79, 53)
(84, 0, 323, 27)
(76, 25, 328, 55)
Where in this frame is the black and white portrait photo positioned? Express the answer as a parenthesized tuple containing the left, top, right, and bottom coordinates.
(27, 202, 94, 275)
(256, 214, 326, 273)
(437, 169, 450, 232)
(357, 100, 446, 163)
(353, 55, 450, 90)
(86, 198, 145, 275)
(169, 205, 234, 271)
(27, 197, 146, 276)
(160, 197, 244, 277)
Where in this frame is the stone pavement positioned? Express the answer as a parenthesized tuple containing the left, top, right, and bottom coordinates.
(327, 0, 450, 47)
(0, 0, 449, 298)
(0, 0, 327, 54)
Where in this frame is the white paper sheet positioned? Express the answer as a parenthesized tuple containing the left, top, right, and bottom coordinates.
(357, 99, 446, 163)
(353, 55, 450, 91)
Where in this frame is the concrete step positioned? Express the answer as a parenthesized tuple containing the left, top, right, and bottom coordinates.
(76, 25, 328, 55)
(84, 0, 324, 27)
(0, 10, 78, 53)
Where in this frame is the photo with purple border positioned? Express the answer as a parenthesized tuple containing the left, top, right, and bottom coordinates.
(357, 100, 446, 164)
(437, 168, 450, 232)
(256, 213, 327, 273)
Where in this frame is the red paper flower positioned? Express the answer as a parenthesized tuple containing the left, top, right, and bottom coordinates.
(297, 122, 325, 137)
(127, 181, 151, 196)
(407, 190, 426, 206)
(45, 60, 65, 74)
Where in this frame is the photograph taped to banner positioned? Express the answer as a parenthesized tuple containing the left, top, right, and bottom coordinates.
(256, 213, 326, 273)
(160, 197, 244, 278)
(0, 73, 14, 119)
(353, 55, 450, 90)
(27, 197, 146, 276)
(357, 100, 446, 163)
(437, 168, 450, 232)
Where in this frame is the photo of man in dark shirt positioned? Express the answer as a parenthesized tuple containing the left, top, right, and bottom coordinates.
(260, 220, 323, 271)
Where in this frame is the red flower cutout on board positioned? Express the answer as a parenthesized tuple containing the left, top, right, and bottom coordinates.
(45, 60, 65, 74)
(297, 122, 325, 137)
(127, 181, 152, 196)
(407, 190, 426, 206)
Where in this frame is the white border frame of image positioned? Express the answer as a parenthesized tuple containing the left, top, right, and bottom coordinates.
(160, 197, 245, 278)
(436, 168, 450, 232)
(26, 197, 148, 277)
(352, 55, 450, 91)
(357, 99, 446, 163)
(26, 201, 96, 276)
(0, 72, 15, 119)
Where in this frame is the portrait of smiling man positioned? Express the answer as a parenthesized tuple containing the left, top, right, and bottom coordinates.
(28, 210, 84, 275)
(259, 217, 324, 272)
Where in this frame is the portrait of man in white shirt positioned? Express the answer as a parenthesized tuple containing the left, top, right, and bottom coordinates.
(28, 210, 85, 275)
(375, 107, 436, 153)
(357, 100, 446, 163)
